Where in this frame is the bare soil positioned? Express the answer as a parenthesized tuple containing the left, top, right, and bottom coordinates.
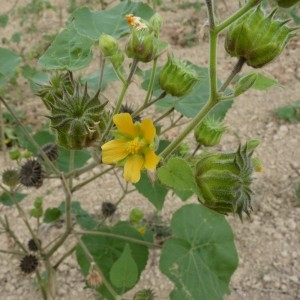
(0, 1, 300, 300)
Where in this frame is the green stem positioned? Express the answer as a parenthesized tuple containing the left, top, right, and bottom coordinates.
(53, 245, 76, 269)
(154, 107, 174, 124)
(132, 91, 167, 119)
(159, 99, 217, 159)
(113, 66, 126, 85)
(64, 160, 98, 178)
(0, 102, 7, 162)
(75, 229, 161, 248)
(98, 55, 106, 92)
(0, 96, 60, 176)
(144, 57, 158, 105)
(74, 233, 119, 298)
(0, 216, 27, 253)
(219, 57, 246, 92)
(216, 0, 261, 33)
(0, 249, 25, 255)
(35, 269, 48, 300)
(68, 150, 75, 191)
(71, 166, 114, 193)
(127, 58, 139, 84)
(205, 0, 215, 29)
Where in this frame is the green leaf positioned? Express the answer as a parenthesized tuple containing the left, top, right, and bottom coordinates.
(11, 32, 22, 44)
(21, 65, 48, 92)
(70, 0, 155, 41)
(135, 172, 168, 210)
(76, 222, 148, 299)
(159, 204, 238, 300)
(275, 100, 300, 123)
(0, 48, 21, 89)
(251, 73, 281, 90)
(38, 26, 94, 71)
(80, 66, 121, 91)
(157, 157, 199, 194)
(43, 208, 62, 223)
(109, 244, 138, 288)
(0, 14, 9, 28)
(59, 201, 97, 230)
(0, 192, 27, 206)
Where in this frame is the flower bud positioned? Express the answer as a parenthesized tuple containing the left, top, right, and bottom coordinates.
(194, 117, 226, 147)
(234, 72, 258, 97)
(149, 13, 163, 35)
(225, 6, 297, 68)
(99, 33, 119, 57)
(275, 0, 300, 8)
(110, 49, 124, 69)
(47, 82, 108, 150)
(159, 55, 201, 97)
(2, 168, 19, 187)
(195, 140, 260, 219)
(125, 27, 158, 62)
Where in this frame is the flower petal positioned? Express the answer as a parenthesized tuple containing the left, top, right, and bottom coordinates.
(113, 113, 139, 138)
(123, 155, 144, 183)
(144, 149, 160, 170)
(141, 118, 156, 144)
(101, 139, 128, 164)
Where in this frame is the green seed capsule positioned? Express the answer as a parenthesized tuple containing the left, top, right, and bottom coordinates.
(195, 140, 261, 219)
(225, 6, 297, 68)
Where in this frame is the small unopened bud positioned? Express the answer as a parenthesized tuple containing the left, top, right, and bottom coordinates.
(194, 117, 226, 147)
(125, 27, 158, 62)
(110, 49, 124, 69)
(150, 13, 163, 35)
(225, 6, 297, 68)
(130, 208, 144, 224)
(99, 33, 119, 57)
(2, 168, 19, 187)
(159, 55, 201, 97)
(234, 73, 258, 97)
(275, 0, 300, 8)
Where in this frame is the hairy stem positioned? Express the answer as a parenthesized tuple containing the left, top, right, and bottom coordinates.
(219, 57, 246, 92)
(144, 57, 158, 105)
(75, 229, 161, 248)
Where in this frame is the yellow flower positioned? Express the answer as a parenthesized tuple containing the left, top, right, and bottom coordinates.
(101, 113, 160, 183)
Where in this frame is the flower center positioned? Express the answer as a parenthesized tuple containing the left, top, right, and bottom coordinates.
(126, 139, 142, 154)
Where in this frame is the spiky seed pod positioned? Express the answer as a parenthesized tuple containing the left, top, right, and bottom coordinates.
(225, 5, 297, 68)
(2, 168, 19, 187)
(101, 202, 117, 217)
(119, 103, 141, 122)
(133, 289, 156, 300)
(194, 117, 227, 147)
(47, 83, 108, 150)
(39, 143, 59, 162)
(20, 254, 39, 274)
(36, 73, 74, 110)
(19, 159, 45, 188)
(159, 55, 201, 97)
(28, 239, 41, 252)
(195, 140, 260, 220)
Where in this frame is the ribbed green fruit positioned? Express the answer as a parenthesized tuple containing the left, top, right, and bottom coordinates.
(159, 55, 201, 97)
(225, 6, 297, 68)
(195, 140, 260, 219)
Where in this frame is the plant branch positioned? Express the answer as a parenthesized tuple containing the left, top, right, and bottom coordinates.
(216, 0, 261, 33)
(144, 57, 158, 105)
(0, 96, 60, 176)
(71, 165, 114, 193)
(75, 229, 161, 249)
